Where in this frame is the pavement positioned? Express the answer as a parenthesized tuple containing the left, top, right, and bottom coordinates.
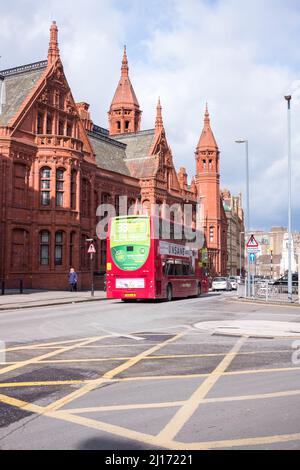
(0, 292, 300, 449)
(0, 290, 106, 311)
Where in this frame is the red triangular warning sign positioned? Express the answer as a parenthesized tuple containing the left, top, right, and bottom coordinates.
(246, 234, 259, 248)
(88, 243, 96, 254)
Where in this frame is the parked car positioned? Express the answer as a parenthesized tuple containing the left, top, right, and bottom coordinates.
(273, 273, 298, 287)
(212, 277, 232, 291)
(228, 276, 238, 290)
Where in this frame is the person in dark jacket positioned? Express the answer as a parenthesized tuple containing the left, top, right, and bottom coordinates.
(68, 268, 78, 292)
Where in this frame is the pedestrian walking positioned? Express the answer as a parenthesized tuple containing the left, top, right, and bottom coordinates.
(68, 268, 78, 292)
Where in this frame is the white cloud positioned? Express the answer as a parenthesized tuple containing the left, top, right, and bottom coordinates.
(1, 0, 300, 229)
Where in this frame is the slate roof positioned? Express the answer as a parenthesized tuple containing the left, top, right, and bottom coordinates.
(114, 129, 155, 159)
(0, 61, 47, 126)
(88, 128, 131, 176)
(89, 128, 158, 178)
(113, 129, 157, 178)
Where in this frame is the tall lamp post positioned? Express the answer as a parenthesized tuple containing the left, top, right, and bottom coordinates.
(284, 95, 293, 302)
(239, 231, 245, 276)
(235, 139, 250, 297)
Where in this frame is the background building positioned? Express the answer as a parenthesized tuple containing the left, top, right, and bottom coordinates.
(251, 227, 300, 279)
(221, 189, 245, 276)
(0, 22, 229, 290)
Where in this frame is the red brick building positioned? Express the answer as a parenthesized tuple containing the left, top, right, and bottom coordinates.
(0, 22, 227, 290)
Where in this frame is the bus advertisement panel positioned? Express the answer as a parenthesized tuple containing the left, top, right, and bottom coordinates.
(106, 215, 208, 301)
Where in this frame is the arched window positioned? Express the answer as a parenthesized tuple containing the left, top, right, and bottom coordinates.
(55, 231, 63, 265)
(40, 230, 50, 266)
(209, 226, 214, 243)
(56, 168, 65, 207)
(203, 159, 206, 169)
(40, 167, 51, 206)
(70, 170, 77, 210)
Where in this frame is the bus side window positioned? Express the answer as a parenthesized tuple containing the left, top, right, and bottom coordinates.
(175, 261, 183, 276)
(183, 264, 189, 276)
(164, 260, 173, 276)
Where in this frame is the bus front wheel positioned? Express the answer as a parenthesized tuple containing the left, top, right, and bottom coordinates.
(166, 284, 173, 302)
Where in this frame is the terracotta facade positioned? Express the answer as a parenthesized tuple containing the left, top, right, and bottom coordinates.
(0, 22, 228, 290)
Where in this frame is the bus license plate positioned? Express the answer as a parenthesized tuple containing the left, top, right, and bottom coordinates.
(124, 293, 137, 298)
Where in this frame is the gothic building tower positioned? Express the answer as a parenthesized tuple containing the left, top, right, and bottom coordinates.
(195, 105, 227, 275)
(108, 47, 142, 135)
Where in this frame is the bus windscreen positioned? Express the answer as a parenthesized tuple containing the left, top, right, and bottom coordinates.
(110, 217, 150, 271)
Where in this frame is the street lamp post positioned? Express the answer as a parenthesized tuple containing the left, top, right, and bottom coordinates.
(284, 95, 293, 302)
(239, 231, 245, 276)
(235, 139, 251, 297)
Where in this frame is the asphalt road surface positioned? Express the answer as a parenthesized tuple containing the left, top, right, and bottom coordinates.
(1, 292, 300, 450)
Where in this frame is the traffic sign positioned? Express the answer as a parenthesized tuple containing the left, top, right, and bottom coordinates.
(249, 252, 256, 263)
(88, 243, 96, 254)
(246, 234, 259, 248)
(246, 234, 259, 253)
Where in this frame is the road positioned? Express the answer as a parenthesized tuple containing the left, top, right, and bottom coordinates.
(0, 292, 300, 450)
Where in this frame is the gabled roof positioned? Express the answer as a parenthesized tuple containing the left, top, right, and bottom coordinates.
(0, 61, 47, 126)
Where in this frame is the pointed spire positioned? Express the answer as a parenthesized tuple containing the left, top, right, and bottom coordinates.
(48, 21, 60, 65)
(121, 45, 129, 77)
(197, 103, 218, 149)
(155, 97, 164, 133)
(204, 102, 210, 125)
(108, 46, 141, 135)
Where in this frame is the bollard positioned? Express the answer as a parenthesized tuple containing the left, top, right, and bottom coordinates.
(1, 280, 4, 295)
(20, 279, 23, 294)
(266, 280, 269, 302)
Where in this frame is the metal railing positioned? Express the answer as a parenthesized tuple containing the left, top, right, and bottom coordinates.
(237, 279, 299, 303)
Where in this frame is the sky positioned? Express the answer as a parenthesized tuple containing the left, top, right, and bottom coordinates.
(1, 0, 300, 231)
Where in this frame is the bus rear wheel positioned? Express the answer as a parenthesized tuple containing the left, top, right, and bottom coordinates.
(166, 284, 173, 302)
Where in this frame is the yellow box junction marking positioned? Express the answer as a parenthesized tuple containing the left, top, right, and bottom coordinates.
(45, 329, 188, 412)
(0, 335, 109, 376)
(1, 332, 300, 450)
(158, 336, 247, 441)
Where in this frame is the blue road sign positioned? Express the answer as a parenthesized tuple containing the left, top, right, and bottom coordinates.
(249, 252, 256, 263)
